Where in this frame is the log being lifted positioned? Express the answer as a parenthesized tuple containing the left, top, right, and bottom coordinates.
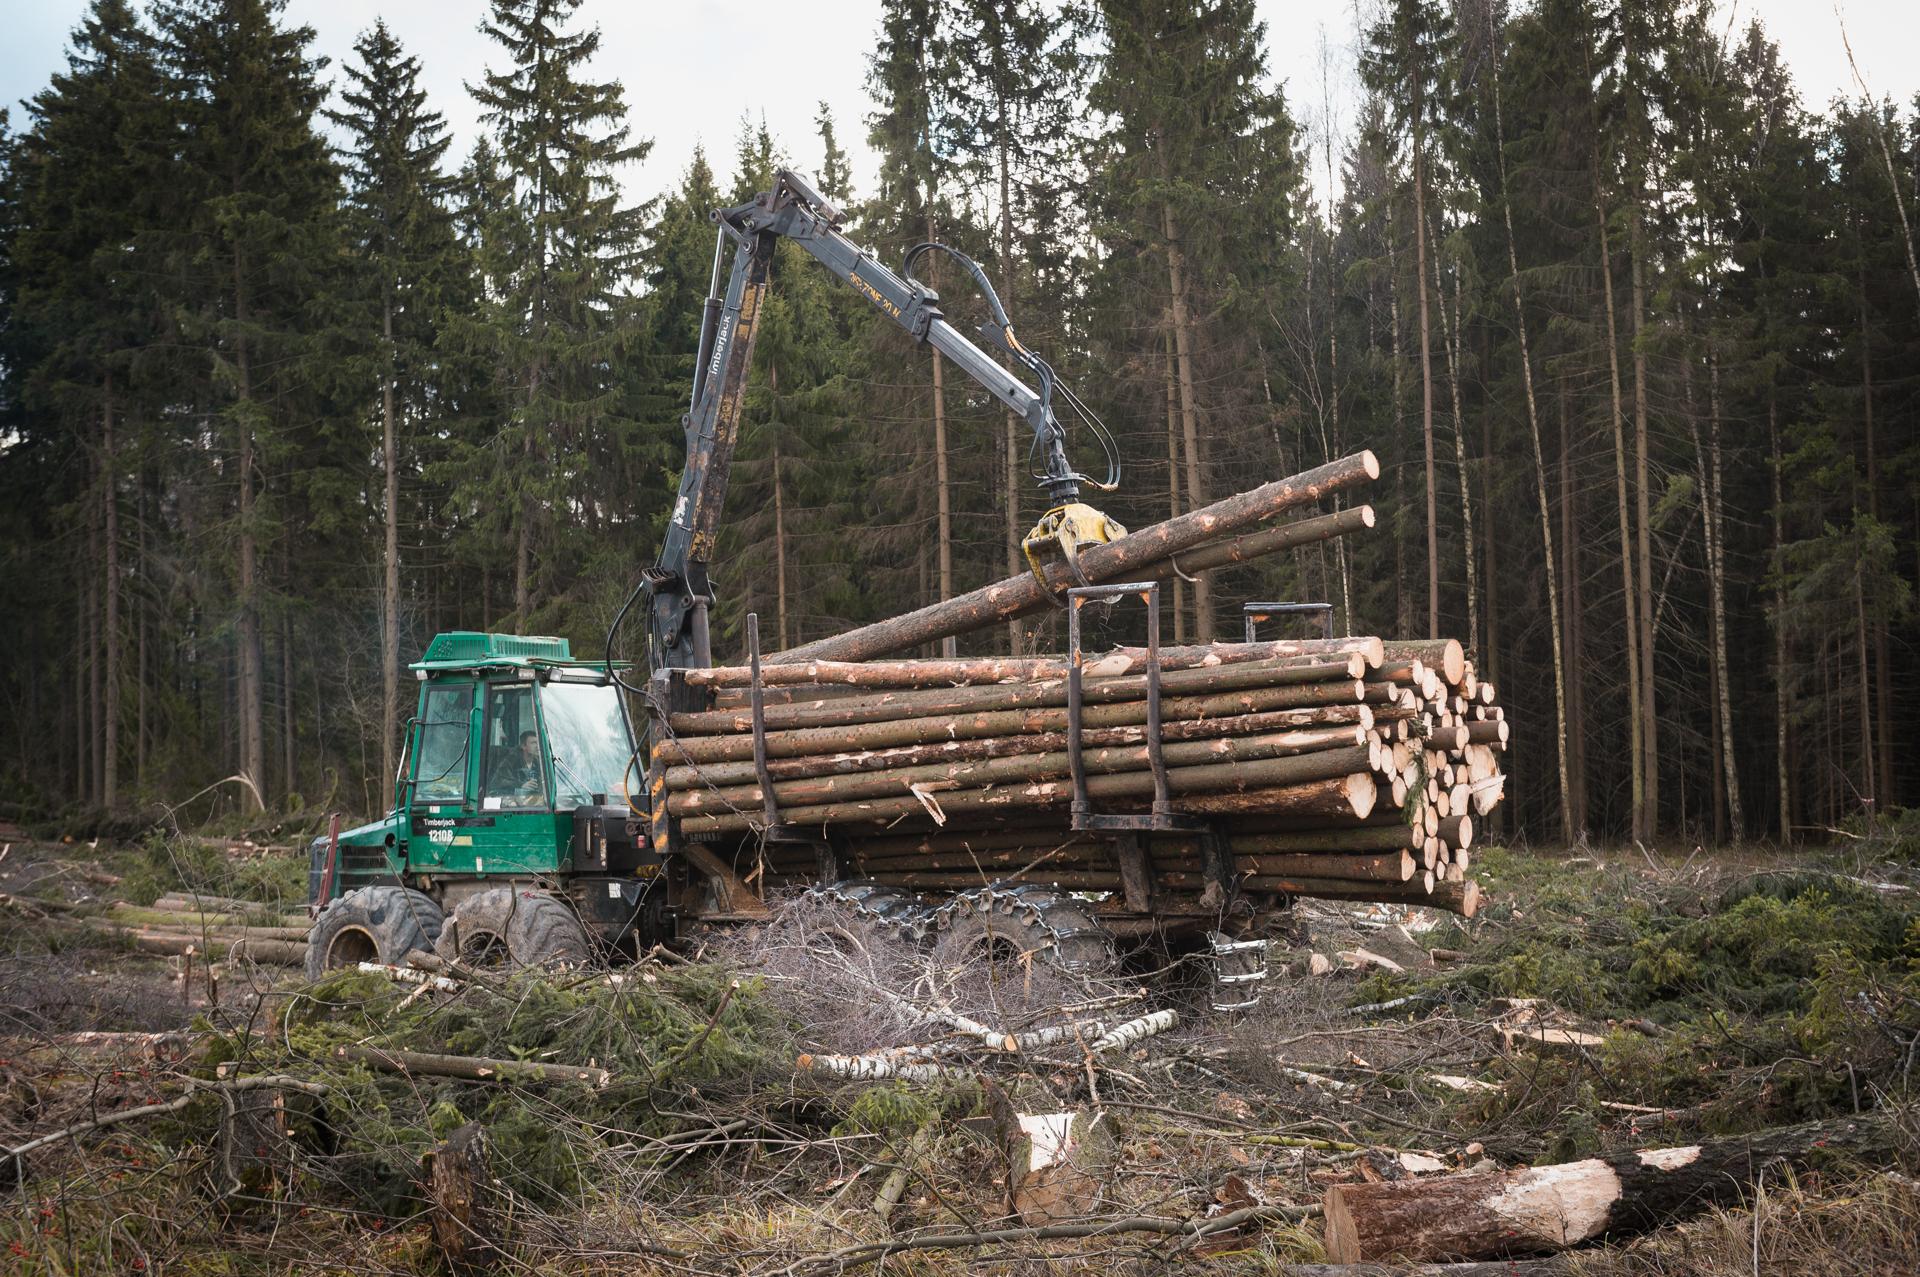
(773, 451, 1380, 662)
(1322, 1112, 1900, 1264)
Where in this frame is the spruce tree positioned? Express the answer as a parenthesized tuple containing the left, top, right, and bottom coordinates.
(328, 19, 464, 783)
(464, 0, 650, 628)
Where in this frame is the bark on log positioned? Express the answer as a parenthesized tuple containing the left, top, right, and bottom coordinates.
(655, 681, 1366, 767)
(773, 451, 1380, 661)
(691, 636, 1385, 690)
(669, 733, 1372, 815)
(1133, 504, 1376, 581)
(664, 721, 1369, 790)
(333, 1044, 612, 1088)
(1380, 640, 1465, 686)
(1243, 874, 1477, 917)
(670, 656, 1362, 735)
(1322, 1112, 1902, 1264)
(1231, 825, 1418, 853)
(1235, 850, 1417, 882)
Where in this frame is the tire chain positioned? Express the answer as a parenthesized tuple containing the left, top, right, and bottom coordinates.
(931, 881, 1117, 973)
(802, 880, 935, 943)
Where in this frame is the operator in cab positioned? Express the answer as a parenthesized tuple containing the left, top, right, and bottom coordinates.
(491, 729, 545, 807)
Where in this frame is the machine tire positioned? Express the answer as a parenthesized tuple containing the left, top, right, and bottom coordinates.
(305, 886, 444, 981)
(436, 888, 592, 969)
(931, 883, 1116, 974)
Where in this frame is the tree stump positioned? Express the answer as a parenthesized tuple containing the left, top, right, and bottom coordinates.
(421, 1122, 497, 1271)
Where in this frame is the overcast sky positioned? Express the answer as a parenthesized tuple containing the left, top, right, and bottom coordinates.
(3, 1, 1916, 215)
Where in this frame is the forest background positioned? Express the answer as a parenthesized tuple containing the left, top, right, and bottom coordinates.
(1, 0, 1916, 850)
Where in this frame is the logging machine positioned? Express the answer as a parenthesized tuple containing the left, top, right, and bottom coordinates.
(304, 170, 1139, 975)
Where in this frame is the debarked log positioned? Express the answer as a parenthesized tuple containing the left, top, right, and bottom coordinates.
(774, 451, 1380, 662)
(1321, 1111, 1903, 1264)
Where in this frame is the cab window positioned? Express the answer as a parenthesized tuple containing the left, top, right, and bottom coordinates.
(482, 684, 545, 810)
(413, 684, 473, 804)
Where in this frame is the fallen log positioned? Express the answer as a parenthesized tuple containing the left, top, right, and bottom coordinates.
(333, 1044, 612, 1088)
(1321, 1111, 1903, 1264)
(775, 450, 1379, 662)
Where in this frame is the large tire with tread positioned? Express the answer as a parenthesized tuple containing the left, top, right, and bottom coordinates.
(436, 887, 592, 969)
(932, 883, 1116, 974)
(306, 886, 444, 981)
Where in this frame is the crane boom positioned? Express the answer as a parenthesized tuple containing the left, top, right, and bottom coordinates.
(646, 168, 1119, 672)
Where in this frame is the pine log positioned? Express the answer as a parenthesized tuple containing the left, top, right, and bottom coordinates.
(1437, 815, 1472, 849)
(669, 656, 1362, 735)
(1163, 773, 1377, 820)
(773, 451, 1381, 662)
(1131, 503, 1377, 581)
(675, 747, 1373, 832)
(1464, 719, 1508, 746)
(1380, 640, 1465, 686)
(1231, 825, 1417, 854)
(1236, 850, 1416, 882)
(654, 681, 1367, 767)
(1321, 1112, 1902, 1264)
(1245, 875, 1478, 917)
(668, 731, 1372, 815)
(664, 721, 1368, 790)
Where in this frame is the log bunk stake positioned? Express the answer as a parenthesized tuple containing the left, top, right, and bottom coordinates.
(650, 452, 1503, 922)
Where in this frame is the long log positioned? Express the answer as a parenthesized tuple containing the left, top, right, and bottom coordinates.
(1230, 825, 1416, 853)
(774, 451, 1380, 661)
(680, 767, 1378, 834)
(333, 1044, 612, 1088)
(1244, 875, 1478, 917)
(1321, 1112, 1901, 1264)
(1235, 850, 1416, 882)
(1133, 504, 1376, 580)
(668, 733, 1372, 816)
(670, 656, 1362, 735)
(654, 681, 1366, 767)
(664, 719, 1369, 790)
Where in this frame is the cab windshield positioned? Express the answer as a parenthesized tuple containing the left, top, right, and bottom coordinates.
(538, 680, 635, 809)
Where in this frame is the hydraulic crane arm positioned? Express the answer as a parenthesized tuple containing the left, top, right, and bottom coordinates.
(646, 168, 1122, 672)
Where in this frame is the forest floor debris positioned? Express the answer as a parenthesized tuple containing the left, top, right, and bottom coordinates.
(1, 825, 1917, 1273)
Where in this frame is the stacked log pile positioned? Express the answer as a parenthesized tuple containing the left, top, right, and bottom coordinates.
(654, 635, 1505, 918)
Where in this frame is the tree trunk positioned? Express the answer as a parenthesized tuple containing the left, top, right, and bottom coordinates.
(770, 364, 791, 652)
(1487, 15, 1569, 843)
(1387, 194, 1411, 640)
(1594, 193, 1645, 843)
(1559, 378, 1588, 836)
(1429, 236, 1478, 659)
(999, 124, 1022, 656)
(1414, 137, 1439, 638)
(382, 289, 400, 791)
(1165, 327, 1186, 644)
(1769, 386, 1791, 841)
(1628, 202, 1658, 838)
(87, 499, 102, 806)
(1162, 202, 1212, 641)
(233, 251, 266, 811)
(421, 1122, 497, 1273)
(1322, 1112, 1902, 1264)
(102, 374, 120, 810)
(1706, 343, 1742, 837)
(1858, 276, 1893, 809)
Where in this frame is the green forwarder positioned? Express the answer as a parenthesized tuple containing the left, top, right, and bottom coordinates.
(305, 631, 665, 975)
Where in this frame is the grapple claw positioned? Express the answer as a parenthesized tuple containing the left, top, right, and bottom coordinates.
(1021, 503, 1127, 604)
